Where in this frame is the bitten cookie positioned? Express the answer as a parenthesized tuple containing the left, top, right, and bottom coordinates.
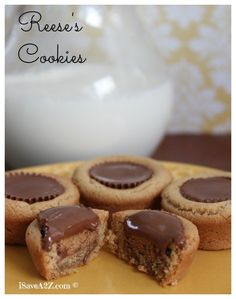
(72, 155, 172, 212)
(161, 173, 231, 250)
(26, 205, 108, 280)
(5, 171, 79, 245)
(106, 210, 199, 287)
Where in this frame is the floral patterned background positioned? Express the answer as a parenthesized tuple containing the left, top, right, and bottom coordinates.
(76, 5, 231, 133)
(139, 5, 231, 133)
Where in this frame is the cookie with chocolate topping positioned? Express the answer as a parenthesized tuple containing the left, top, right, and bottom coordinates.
(5, 171, 79, 245)
(25, 205, 108, 280)
(106, 209, 199, 286)
(72, 155, 172, 212)
(161, 173, 231, 250)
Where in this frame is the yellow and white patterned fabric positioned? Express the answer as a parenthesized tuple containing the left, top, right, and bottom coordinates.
(139, 5, 231, 133)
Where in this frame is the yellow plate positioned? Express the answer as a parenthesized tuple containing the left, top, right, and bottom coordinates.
(5, 161, 231, 294)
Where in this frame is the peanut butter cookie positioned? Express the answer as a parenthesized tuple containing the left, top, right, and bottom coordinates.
(106, 209, 199, 286)
(161, 173, 231, 250)
(72, 155, 172, 211)
(26, 205, 108, 280)
(5, 171, 79, 245)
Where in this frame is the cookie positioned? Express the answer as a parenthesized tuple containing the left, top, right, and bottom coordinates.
(161, 173, 231, 250)
(25, 205, 108, 280)
(72, 155, 172, 212)
(106, 209, 199, 286)
(5, 171, 79, 245)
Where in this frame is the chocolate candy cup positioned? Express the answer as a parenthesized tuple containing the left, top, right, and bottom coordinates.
(89, 162, 153, 189)
(5, 172, 64, 204)
(38, 205, 99, 251)
(180, 177, 231, 203)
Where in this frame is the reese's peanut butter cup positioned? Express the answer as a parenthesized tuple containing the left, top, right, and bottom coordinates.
(5, 172, 65, 204)
(124, 210, 186, 256)
(38, 205, 99, 251)
(89, 162, 153, 189)
(180, 176, 231, 203)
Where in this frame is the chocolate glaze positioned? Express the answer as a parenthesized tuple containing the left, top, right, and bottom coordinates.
(89, 162, 153, 189)
(124, 211, 185, 255)
(180, 177, 231, 203)
(5, 172, 64, 203)
(38, 206, 99, 251)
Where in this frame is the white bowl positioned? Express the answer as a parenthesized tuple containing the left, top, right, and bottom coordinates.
(5, 65, 173, 168)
